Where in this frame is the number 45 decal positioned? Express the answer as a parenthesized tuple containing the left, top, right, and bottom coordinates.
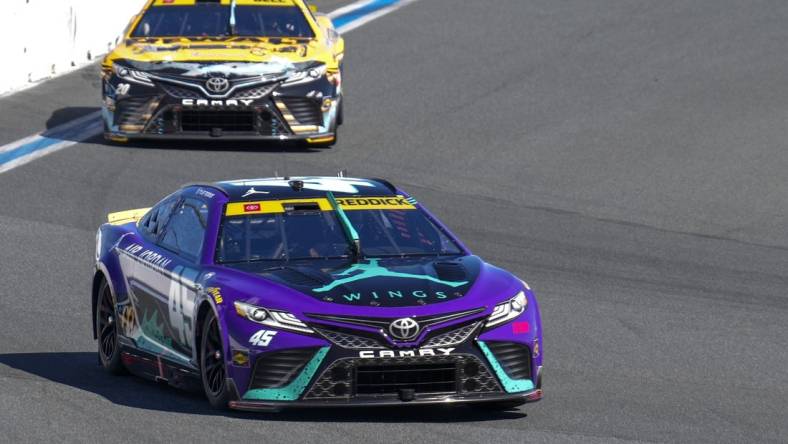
(249, 330, 277, 347)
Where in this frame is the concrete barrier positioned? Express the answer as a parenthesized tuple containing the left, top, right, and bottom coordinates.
(0, 0, 148, 96)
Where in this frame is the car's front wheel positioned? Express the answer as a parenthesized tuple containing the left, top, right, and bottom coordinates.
(200, 310, 231, 409)
(96, 279, 125, 374)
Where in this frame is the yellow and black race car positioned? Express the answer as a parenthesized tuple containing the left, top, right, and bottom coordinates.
(101, 0, 344, 147)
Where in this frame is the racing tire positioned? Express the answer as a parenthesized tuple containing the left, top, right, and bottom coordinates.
(200, 310, 232, 410)
(96, 279, 125, 375)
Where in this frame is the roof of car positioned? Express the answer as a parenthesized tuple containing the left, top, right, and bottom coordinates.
(187, 176, 399, 201)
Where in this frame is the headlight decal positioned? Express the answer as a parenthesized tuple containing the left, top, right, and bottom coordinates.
(485, 291, 527, 329)
(113, 64, 154, 87)
(234, 301, 314, 334)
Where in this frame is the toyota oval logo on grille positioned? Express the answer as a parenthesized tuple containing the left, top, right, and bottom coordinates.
(205, 77, 230, 93)
(389, 318, 420, 341)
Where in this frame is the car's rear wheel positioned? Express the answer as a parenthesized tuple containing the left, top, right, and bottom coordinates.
(96, 280, 125, 374)
(201, 310, 231, 409)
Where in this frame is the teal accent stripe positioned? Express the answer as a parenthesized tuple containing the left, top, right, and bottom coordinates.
(326, 191, 360, 241)
(242, 347, 329, 401)
(478, 341, 535, 393)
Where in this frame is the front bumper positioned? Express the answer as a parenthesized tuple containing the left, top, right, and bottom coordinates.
(228, 389, 543, 412)
(102, 70, 339, 142)
(226, 318, 543, 411)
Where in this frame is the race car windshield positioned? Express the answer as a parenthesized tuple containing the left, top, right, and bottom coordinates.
(131, 5, 314, 38)
(217, 208, 463, 263)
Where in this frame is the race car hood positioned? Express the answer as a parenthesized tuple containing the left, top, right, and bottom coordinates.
(106, 37, 335, 68)
(228, 256, 485, 308)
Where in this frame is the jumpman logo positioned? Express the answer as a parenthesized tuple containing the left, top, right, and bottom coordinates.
(242, 187, 270, 198)
(313, 259, 468, 293)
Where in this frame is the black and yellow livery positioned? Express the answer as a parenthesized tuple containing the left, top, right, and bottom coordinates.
(101, 0, 344, 146)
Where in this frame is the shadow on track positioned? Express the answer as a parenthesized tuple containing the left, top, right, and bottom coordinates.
(46, 107, 100, 130)
(0, 352, 527, 422)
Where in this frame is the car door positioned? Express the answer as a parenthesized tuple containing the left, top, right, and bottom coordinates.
(156, 197, 210, 361)
(118, 196, 189, 362)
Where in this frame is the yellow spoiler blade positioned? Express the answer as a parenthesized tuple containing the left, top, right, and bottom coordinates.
(107, 208, 151, 225)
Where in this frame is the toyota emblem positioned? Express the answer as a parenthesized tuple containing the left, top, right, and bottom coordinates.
(205, 77, 230, 93)
(389, 318, 420, 341)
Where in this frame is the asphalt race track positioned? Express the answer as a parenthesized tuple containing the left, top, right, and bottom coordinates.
(2, 1, 788, 442)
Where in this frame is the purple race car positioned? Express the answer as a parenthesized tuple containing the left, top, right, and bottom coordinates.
(92, 176, 543, 411)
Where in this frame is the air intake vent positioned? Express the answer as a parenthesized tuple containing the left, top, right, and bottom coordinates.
(484, 342, 532, 380)
(181, 110, 255, 132)
(281, 97, 322, 126)
(355, 363, 458, 395)
(249, 348, 320, 390)
(433, 262, 467, 282)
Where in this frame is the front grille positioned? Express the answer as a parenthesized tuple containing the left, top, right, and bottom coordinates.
(485, 342, 532, 380)
(181, 110, 255, 132)
(306, 308, 486, 332)
(232, 84, 277, 99)
(160, 83, 201, 99)
(280, 97, 322, 125)
(304, 354, 501, 400)
(314, 327, 385, 349)
(356, 363, 457, 395)
(422, 322, 481, 348)
(249, 348, 319, 390)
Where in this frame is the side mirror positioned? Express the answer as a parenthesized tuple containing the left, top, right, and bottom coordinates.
(309, 4, 318, 13)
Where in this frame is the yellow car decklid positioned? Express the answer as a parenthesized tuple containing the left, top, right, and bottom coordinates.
(152, 0, 297, 6)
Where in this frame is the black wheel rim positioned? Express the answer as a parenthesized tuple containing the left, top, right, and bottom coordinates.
(97, 287, 116, 361)
(203, 317, 225, 395)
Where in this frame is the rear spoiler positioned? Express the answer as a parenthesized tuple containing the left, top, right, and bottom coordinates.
(107, 208, 150, 226)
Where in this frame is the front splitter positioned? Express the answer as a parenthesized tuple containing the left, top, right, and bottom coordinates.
(228, 389, 543, 412)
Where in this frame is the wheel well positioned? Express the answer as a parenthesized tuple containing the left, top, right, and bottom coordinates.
(91, 271, 106, 339)
(194, 302, 214, 362)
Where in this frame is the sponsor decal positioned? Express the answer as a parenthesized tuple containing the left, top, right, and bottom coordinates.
(244, 203, 261, 212)
(195, 188, 215, 199)
(124, 243, 173, 268)
(336, 289, 454, 303)
(119, 304, 137, 335)
(206, 287, 223, 305)
(313, 259, 468, 294)
(388, 317, 420, 340)
(333, 196, 415, 210)
(241, 187, 270, 198)
(358, 347, 455, 359)
(513, 321, 530, 334)
(181, 99, 255, 107)
(232, 350, 250, 367)
(205, 77, 230, 94)
(249, 330, 278, 347)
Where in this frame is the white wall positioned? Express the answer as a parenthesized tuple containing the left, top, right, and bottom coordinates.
(0, 0, 149, 96)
